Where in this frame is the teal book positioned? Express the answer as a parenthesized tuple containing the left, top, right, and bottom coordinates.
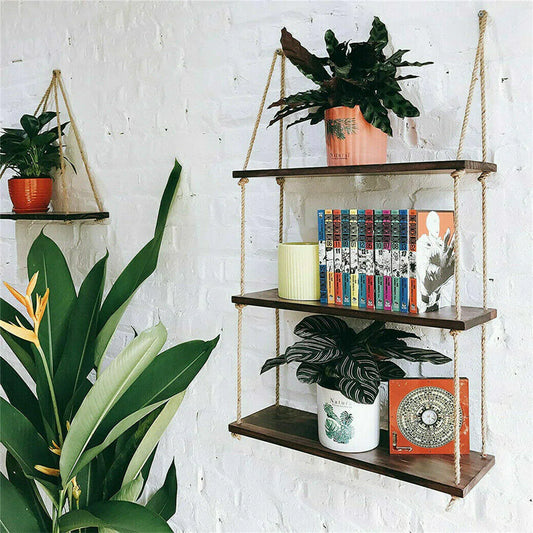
(374, 210, 384, 310)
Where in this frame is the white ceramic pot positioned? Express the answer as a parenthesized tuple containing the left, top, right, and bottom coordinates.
(317, 384, 380, 453)
(278, 242, 320, 300)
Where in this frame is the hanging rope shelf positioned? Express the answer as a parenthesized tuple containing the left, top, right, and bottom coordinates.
(0, 70, 109, 222)
(228, 11, 497, 503)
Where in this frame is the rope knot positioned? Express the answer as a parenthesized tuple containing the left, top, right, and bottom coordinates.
(276, 177, 285, 186)
(450, 169, 465, 181)
(276, 49, 284, 56)
(449, 329, 461, 339)
(235, 303, 247, 310)
(238, 177, 249, 186)
(477, 171, 490, 183)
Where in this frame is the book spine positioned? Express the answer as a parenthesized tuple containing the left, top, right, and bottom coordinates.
(349, 209, 358, 307)
(341, 210, 351, 306)
(374, 210, 384, 310)
(409, 209, 417, 313)
(400, 209, 409, 313)
(391, 210, 401, 312)
(383, 209, 392, 311)
(333, 209, 343, 305)
(365, 209, 375, 310)
(318, 210, 327, 304)
(357, 209, 367, 308)
(325, 210, 335, 304)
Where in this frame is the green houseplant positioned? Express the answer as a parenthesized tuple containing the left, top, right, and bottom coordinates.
(269, 18, 432, 165)
(0, 161, 219, 532)
(0, 111, 71, 212)
(261, 316, 449, 452)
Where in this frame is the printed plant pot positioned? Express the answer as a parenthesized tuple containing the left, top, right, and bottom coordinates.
(278, 242, 320, 300)
(317, 383, 380, 453)
(8, 177, 53, 213)
(325, 106, 387, 166)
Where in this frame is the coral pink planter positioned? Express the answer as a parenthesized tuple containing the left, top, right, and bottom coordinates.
(325, 106, 387, 166)
(8, 177, 53, 213)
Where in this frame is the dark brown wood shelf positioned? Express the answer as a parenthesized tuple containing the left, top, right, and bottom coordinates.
(0, 211, 109, 221)
(232, 289, 496, 331)
(233, 160, 496, 180)
(229, 405, 494, 498)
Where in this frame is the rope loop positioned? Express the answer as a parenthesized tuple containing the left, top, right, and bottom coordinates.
(276, 48, 284, 56)
(238, 177, 249, 187)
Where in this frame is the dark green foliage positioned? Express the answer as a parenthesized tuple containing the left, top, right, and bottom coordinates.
(261, 316, 450, 404)
(0, 111, 73, 178)
(269, 18, 432, 135)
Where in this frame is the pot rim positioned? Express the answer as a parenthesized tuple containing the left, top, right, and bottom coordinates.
(325, 105, 361, 112)
(8, 176, 53, 181)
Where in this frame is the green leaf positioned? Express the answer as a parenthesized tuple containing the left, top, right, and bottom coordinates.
(5, 452, 52, 531)
(37, 111, 57, 128)
(101, 337, 218, 434)
(0, 398, 59, 488)
(122, 392, 185, 486)
(111, 474, 143, 502)
(27, 230, 76, 372)
(368, 16, 389, 52)
(0, 473, 42, 533)
(76, 457, 106, 509)
(60, 323, 167, 486)
(58, 501, 172, 533)
(55, 252, 108, 419)
(20, 114, 40, 137)
(146, 461, 177, 521)
(0, 356, 44, 436)
(95, 161, 181, 365)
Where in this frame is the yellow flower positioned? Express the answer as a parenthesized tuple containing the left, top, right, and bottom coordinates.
(34, 465, 60, 477)
(49, 440, 61, 456)
(0, 273, 49, 347)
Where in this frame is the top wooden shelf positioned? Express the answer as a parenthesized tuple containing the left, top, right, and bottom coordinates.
(0, 211, 109, 221)
(233, 160, 496, 180)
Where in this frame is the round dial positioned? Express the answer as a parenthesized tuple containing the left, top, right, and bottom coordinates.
(397, 386, 462, 448)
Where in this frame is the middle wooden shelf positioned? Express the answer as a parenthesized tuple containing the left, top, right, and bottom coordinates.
(232, 288, 497, 330)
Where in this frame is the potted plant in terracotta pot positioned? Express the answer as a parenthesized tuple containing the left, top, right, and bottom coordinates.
(269, 18, 432, 165)
(0, 111, 70, 212)
(261, 316, 450, 452)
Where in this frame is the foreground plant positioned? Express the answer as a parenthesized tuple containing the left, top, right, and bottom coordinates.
(261, 316, 450, 403)
(0, 161, 219, 532)
(269, 18, 432, 135)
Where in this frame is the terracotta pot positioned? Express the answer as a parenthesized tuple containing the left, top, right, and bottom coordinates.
(325, 106, 387, 166)
(8, 177, 53, 213)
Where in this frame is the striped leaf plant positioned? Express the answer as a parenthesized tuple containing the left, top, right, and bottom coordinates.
(261, 315, 450, 404)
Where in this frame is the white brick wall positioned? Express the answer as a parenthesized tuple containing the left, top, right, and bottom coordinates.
(1, 1, 532, 531)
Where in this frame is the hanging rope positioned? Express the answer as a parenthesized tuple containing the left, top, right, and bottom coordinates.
(52, 72, 69, 212)
(234, 50, 284, 432)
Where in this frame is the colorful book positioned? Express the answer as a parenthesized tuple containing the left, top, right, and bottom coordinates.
(365, 209, 375, 310)
(374, 210, 384, 310)
(325, 209, 335, 304)
(399, 210, 409, 313)
(415, 210, 455, 312)
(383, 210, 392, 311)
(333, 209, 343, 305)
(391, 210, 401, 312)
(349, 209, 358, 307)
(357, 209, 367, 308)
(341, 210, 351, 306)
(318, 210, 327, 304)
(408, 209, 417, 313)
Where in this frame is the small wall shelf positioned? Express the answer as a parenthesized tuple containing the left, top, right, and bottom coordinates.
(229, 405, 495, 498)
(232, 289, 497, 331)
(0, 211, 109, 222)
(233, 160, 497, 180)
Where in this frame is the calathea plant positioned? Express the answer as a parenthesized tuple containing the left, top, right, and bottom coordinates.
(0, 161, 219, 532)
(269, 18, 432, 135)
(261, 316, 450, 404)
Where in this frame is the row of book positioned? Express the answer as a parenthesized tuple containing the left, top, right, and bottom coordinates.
(317, 209, 455, 313)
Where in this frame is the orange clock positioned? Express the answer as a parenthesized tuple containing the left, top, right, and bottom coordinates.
(389, 378, 469, 455)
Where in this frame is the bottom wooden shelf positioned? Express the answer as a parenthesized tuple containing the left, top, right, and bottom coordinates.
(229, 405, 494, 498)
(0, 211, 109, 221)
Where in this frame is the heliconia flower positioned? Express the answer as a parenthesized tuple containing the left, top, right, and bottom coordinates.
(34, 465, 60, 477)
(49, 441, 61, 456)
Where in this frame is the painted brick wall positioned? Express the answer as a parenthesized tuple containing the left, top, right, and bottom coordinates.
(1, 1, 531, 531)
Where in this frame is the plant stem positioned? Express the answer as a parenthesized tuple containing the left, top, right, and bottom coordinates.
(36, 342, 64, 445)
(53, 489, 67, 533)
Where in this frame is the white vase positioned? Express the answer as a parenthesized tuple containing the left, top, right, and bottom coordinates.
(317, 384, 380, 453)
(278, 242, 320, 300)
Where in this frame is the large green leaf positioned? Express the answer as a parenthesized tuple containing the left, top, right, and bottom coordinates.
(60, 323, 167, 486)
(110, 475, 143, 502)
(95, 161, 181, 365)
(58, 501, 172, 533)
(5, 452, 51, 531)
(0, 398, 58, 488)
(0, 298, 36, 377)
(27, 231, 76, 372)
(122, 392, 185, 486)
(55, 252, 108, 419)
(100, 337, 218, 435)
(0, 356, 44, 436)
(368, 16, 389, 52)
(0, 473, 42, 533)
(146, 461, 177, 521)
(76, 456, 106, 509)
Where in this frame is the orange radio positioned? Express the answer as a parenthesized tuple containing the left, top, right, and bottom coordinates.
(389, 378, 469, 455)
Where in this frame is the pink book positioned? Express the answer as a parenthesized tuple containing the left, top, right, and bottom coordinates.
(383, 210, 392, 311)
